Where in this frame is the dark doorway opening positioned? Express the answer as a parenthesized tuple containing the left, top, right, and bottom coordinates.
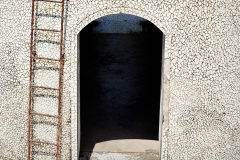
(79, 14, 163, 155)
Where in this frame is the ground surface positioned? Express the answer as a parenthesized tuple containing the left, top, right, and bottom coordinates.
(79, 32, 162, 159)
(79, 152, 159, 160)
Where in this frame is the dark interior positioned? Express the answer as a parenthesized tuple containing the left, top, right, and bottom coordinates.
(79, 16, 163, 151)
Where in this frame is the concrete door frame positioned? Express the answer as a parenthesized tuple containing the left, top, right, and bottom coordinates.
(67, 8, 170, 159)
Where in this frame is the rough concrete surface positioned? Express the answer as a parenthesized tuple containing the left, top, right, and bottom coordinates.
(79, 152, 159, 160)
(0, 1, 239, 159)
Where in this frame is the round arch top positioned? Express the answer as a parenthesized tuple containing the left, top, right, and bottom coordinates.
(81, 13, 162, 34)
(72, 7, 166, 35)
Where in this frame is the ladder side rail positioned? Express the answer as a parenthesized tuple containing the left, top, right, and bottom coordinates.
(56, 0, 65, 159)
(28, 0, 36, 159)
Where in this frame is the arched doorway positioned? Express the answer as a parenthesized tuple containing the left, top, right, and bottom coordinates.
(77, 13, 165, 159)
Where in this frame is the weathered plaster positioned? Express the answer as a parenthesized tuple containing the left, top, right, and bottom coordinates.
(0, 0, 239, 160)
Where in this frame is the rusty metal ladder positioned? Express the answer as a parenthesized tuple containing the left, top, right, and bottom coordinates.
(28, 0, 65, 159)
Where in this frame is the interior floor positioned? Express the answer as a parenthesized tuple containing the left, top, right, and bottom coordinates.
(80, 32, 163, 152)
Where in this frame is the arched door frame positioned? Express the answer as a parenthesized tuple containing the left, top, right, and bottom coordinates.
(67, 7, 170, 159)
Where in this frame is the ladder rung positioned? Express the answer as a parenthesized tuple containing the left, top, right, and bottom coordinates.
(31, 112, 59, 118)
(30, 139, 57, 146)
(33, 28, 61, 32)
(33, 56, 60, 61)
(34, 0, 62, 3)
(32, 85, 59, 90)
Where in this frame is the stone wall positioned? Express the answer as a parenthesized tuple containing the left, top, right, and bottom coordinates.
(0, 0, 239, 160)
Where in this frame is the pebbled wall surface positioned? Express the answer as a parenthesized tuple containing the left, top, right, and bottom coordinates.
(0, 0, 239, 160)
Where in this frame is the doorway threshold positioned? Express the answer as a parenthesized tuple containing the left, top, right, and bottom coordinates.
(81, 139, 159, 153)
(79, 152, 159, 160)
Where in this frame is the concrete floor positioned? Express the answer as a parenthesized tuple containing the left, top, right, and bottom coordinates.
(88, 139, 159, 153)
(79, 32, 163, 157)
(79, 152, 159, 160)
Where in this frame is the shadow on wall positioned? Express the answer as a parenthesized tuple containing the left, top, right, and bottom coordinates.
(79, 14, 163, 156)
